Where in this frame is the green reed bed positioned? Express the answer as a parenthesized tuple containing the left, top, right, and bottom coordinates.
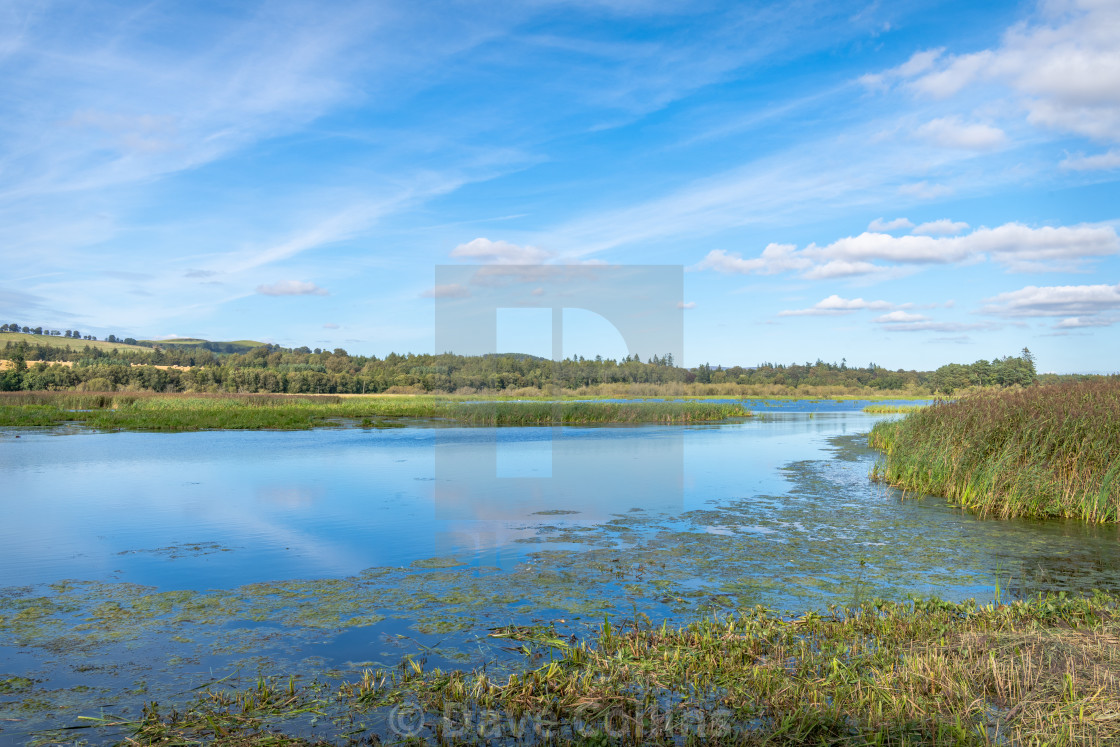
(862, 403, 927, 414)
(869, 379, 1120, 522)
(0, 392, 750, 430)
(110, 594, 1120, 746)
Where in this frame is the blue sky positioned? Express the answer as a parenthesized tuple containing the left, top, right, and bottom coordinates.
(2, 0, 1118, 372)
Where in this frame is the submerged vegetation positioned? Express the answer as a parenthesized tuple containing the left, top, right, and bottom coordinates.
(59, 594, 1120, 745)
(0, 391, 750, 430)
(870, 379, 1120, 522)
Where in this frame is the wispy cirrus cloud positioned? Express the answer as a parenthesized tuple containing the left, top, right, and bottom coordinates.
(421, 283, 470, 299)
(778, 294, 906, 316)
(897, 181, 953, 200)
(1060, 149, 1120, 171)
(914, 117, 1006, 151)
(877, 319, 997, 333)
(867, 217, 914, 232)
(873, 310, 929, 323)
(1054, 316, 1116, 329)
(256, 280, 329, 297)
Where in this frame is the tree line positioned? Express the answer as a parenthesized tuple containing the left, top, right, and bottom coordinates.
(0, 336, 1046, 394)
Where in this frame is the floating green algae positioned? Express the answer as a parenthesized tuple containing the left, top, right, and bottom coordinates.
(5, 432, 1120, 742)
(0, 676, 33, 694)
(410, 556, 467, 569)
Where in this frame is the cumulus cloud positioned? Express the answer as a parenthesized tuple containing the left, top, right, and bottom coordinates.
(677, 301, 697, 309)
(450, 238, 551, 265)
(692, 244, 809, 275)
(778, 295, 903, 316)
(421, 283, 470, 299)
(868, 2, 1120, 143)
(915, 117, 1007, 150)
(694, 222, 1119, 279)
(801, 260, 891, 280)
(868, 217, 914, 232)
(912, 219, 970, 236)
(982, 282, 1120, 318)
(256, 280, 328, 296)
(1061, 149, 1120, 170)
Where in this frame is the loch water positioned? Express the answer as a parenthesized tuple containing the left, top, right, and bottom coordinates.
(2, 401, 1118, 740)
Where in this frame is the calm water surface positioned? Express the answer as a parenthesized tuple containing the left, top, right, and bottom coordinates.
(1, 403, 1118, 740)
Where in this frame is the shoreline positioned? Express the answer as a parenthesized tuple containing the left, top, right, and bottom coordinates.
(13, 594, 1118, 745)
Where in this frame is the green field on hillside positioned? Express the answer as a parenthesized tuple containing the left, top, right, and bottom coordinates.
(0, 332, 149, 353)
(138, 338, 268, 352)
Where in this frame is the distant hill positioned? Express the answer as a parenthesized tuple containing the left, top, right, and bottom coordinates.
(139, 338, 269, 354)
(1, 331, 270, 356)
(482, 352, 552, 362)
(0, 331, 149, 352)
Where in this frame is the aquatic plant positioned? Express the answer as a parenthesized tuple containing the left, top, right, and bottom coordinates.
(869, 379, 1120, 522)
(0, 391, 751, 430)
(112, 593, 1120, 745)
(862, 403, 927, 414)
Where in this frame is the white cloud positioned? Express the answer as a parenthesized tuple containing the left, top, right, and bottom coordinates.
(908, 51, 995, 99)
(1054, 316, 1116, 329)
(868, 217, 914, 232)
(880, 320, 996, 333)
(421, 283, 470, 299)
(801, 260, 891, 280)
(322, 322, 340, 329)
(256, 280, 329, 296)
(870, 2, 1120, 143)
(1060, 149, 1120, 171)
(778, 294, 902, 316)
(694, 222, 1120, 279)
(858, 48, 945, 91)
(898, 181, 953, 199)
(915, 117, 1007, 150)
(0, 3, 383, 201)
(692, 244, 809, 275)
(450, 238, 552, 265)
(911, 219, 969, 236)
(982, 282, 1120, 318)
(677, 301, 697, 309)
(874, 310, 930, 323)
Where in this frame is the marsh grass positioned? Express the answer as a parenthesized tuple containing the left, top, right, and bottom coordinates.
(0, 391, 750, 430)
(863, 404, 927, 414)
(112, 594, 1120, 745)
(868, 379, 1120, 522)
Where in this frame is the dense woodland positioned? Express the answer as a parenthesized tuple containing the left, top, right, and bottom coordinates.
(0, 331, 1055, 394)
